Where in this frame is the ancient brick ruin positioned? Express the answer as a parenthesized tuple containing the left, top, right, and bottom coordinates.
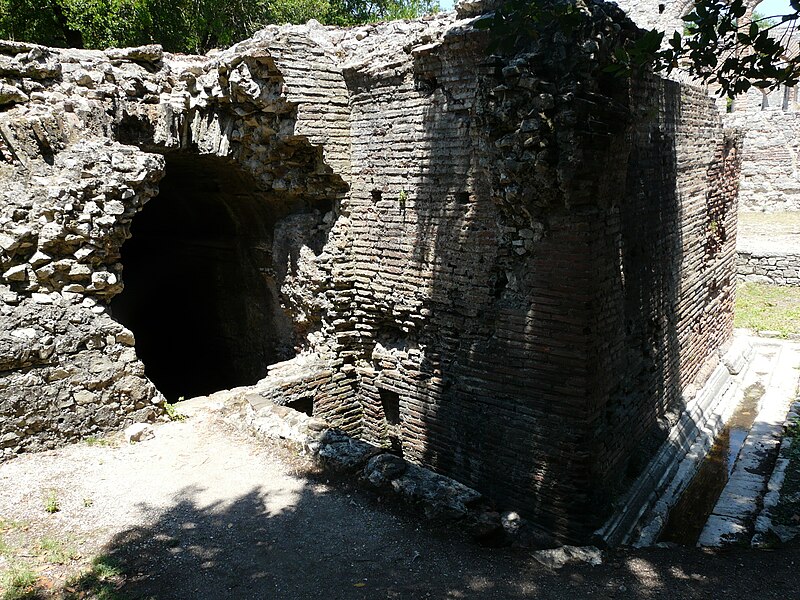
(0, 1, 742, 543)
(617, 0, 800, 213)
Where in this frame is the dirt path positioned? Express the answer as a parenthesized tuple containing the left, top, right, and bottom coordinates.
(737, 211, 800, 254)
(2, 409, 800, 600)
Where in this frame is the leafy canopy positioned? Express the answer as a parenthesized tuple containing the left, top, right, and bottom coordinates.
(477, 0, 800, 98)
(0, 0, 440, 54)
(656, 0, 800, 96)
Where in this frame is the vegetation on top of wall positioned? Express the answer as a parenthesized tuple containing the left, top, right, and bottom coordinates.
(474, 0, 666, 79)
(0, 0, 440, 54)
(478, 0, 800, 98)
(654, 0, 800, 96)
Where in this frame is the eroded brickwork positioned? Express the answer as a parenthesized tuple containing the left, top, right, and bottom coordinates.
(0, 1, 741, 542)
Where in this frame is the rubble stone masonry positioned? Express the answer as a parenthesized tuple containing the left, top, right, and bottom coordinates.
(0, 1, 741, 542)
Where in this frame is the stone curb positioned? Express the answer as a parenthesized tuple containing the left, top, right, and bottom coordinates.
(697, 340, 797, 547)
(752, 399, 800, 547)
(594, 336, 754, 547)
(214, 388, 604, 556)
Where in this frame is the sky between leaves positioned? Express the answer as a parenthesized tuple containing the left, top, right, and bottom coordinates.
(756, 0, 792, 17)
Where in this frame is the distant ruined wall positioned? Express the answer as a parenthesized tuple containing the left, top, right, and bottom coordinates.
(0, 1, 741, 542)
(616, 0, 800, 212)
(726, 93, 800, 212)
(738, 250, 800, 285)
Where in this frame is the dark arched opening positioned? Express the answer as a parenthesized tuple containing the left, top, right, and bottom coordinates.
(111, 153, 323, 400)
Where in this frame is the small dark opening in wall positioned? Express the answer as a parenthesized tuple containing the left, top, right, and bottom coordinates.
(380, 388, 401, 425)
(389, 436, 404, 457)
(371, 190, 383, 202)
(379, 388, 404, 457)
(286, 396, 314, 417)
(456, 192, 471, 204)
(416, 76, 439, 95)
(493, 271, 508, 299)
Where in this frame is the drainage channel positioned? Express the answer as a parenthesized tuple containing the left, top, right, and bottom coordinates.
(654, 339, 800, 547)
(658, 383, 763, 545)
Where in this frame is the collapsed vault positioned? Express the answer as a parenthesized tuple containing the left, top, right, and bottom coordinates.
(0, 33, 347, 453)
(111, 153, 332, 399)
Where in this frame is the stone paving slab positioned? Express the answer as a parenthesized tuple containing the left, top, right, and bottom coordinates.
(698, 514, 749, 546)
(698, 339, 800, 547)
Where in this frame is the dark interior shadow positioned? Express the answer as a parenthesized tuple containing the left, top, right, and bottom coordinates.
(110, 153, 331, 400)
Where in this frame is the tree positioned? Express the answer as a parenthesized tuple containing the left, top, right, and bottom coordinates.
(0, 0, 85, 47)
(0, 0, 440, 54)
(654, 0, 800, 96)
(326, 0, 439, 25)
(477, 0, 800, 98)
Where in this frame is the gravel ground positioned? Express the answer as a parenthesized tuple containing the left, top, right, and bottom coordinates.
(737, 211, 800, 254)
(2, 409, 800, 600)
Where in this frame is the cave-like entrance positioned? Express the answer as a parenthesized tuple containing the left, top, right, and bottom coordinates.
(111, 153, 305, 400)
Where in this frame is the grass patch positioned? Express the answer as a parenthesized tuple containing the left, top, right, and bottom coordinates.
(63, 555, 126, 600)
(0, 519, 29, 532)
(85, 436, 117, 448)
(164, 401, 187, 422)
(42, 490, 59, 515)
(36, 537, 80, 565)
(734, 282, 800, 337)
(0, 563, 40, 600)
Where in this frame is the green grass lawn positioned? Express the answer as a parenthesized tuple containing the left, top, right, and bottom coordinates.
(735, 282, 800, 337)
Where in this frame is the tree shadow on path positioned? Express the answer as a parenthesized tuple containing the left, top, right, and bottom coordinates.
(81, 482, 800, 600)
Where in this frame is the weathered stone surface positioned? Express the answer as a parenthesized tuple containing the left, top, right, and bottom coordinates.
(245, 393, 329, 445)
(0, 45, 61, 78)
(531, 545, 604, 569)
(0, 82, 28, 105)
(125, 422, 154, 443)
(105, 45, 163, 64)
(363, 453, 408, 485)
(386, 462, 484, 520)
(316, 429, 381, 472)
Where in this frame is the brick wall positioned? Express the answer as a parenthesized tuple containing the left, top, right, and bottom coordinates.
(328, 22, 741, 541)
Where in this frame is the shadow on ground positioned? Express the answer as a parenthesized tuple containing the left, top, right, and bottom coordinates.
(76, 483, 800, 600)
